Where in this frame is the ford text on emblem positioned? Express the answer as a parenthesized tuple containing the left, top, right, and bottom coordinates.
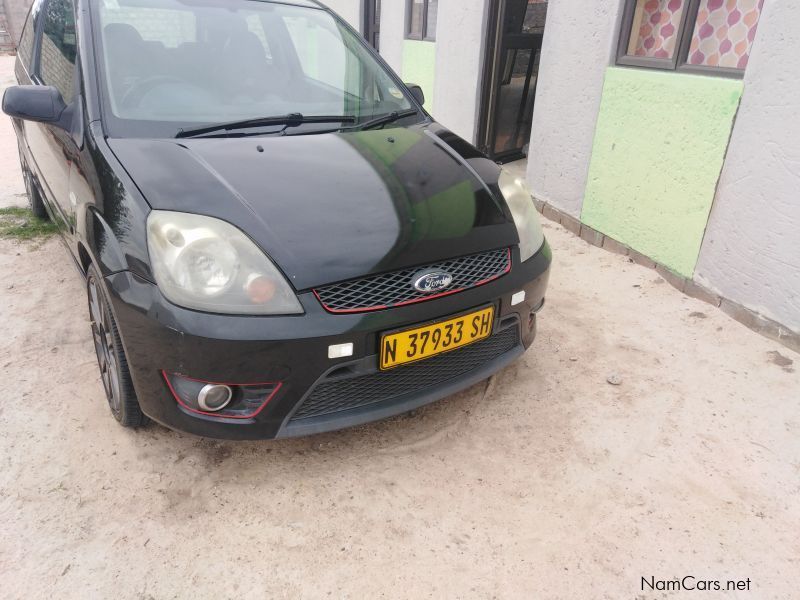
(413, 271, 454, 293)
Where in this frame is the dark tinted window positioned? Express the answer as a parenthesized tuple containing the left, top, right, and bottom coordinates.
(406, 0, 436, 41)
(16, 0, 44, 71)
(40, 0, 77, 103)
(425, 0, 437, 38)
(408, 0, 423, 38)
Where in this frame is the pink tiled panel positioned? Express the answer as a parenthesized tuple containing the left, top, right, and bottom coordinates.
(688, 0, 764, 69)
(633, 0, 687, 59)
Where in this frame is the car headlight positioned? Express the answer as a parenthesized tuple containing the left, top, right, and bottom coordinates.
(146, 211, 303, 315)
(498, 169, 545, 262)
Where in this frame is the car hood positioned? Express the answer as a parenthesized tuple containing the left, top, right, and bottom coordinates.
(108, 123, 516, 290)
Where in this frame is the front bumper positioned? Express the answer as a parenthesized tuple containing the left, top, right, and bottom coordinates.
(104, 242, 551, 439)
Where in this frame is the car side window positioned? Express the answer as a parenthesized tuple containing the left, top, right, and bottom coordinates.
(39, 0, 78, 104)
(16, 0, 45, 72)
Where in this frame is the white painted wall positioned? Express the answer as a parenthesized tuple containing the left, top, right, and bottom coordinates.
(432, 0, 489, 142)
(378, 0, 405, 76)
(526, 1, 625, 217)
(323, 0, 488, 143)
(321, 0, 362, 31)
(694, 0, 800, 333)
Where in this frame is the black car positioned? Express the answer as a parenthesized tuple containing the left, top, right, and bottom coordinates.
(3, 0, 551, 439)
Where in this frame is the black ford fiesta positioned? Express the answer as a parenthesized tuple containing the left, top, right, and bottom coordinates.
(3, 0, 551, 439)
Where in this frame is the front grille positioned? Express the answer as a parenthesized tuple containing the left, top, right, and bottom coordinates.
(313, 248, 511, 313)
(290, 324, 519, 421)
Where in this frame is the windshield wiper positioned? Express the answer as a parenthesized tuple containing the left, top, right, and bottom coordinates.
(273, 108, 423, 138)
(175, 113, 357, 139)
(355, 108, 420, 131)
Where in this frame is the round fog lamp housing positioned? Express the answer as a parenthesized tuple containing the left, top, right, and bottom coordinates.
(197, 384, 233, 412)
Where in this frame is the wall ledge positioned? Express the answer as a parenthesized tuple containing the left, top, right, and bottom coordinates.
(534, 198, 800, 355)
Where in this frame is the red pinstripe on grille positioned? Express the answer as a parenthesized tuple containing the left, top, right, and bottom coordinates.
(314, 248, 512, 314)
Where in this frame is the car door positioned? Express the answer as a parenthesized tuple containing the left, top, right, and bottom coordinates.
(24, 0, 79, 233)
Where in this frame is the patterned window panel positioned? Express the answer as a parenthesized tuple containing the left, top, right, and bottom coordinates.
(688, 0, 764, 70)
(631, 0, 687, 60)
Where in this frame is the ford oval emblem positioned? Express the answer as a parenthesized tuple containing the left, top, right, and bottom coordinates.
(413, 271, 454, 293)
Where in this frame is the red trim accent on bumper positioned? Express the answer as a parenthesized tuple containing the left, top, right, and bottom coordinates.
(161, 371, 282, 420)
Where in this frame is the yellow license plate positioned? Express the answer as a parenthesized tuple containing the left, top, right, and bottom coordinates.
(380, 306, 495, 370)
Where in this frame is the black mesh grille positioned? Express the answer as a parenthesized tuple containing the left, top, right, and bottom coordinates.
(290, 325, 519, 421)
(314, 248, 511, 313)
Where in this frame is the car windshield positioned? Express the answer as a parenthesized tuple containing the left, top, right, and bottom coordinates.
(91, 0, 416, 138)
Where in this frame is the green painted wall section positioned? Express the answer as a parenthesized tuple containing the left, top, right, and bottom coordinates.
(581, 67, 743, 277)
(402, 40, 436, 112)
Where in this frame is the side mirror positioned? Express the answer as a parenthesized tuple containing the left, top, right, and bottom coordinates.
(2, 85, 67, 125)
(405, 83, 425, 107)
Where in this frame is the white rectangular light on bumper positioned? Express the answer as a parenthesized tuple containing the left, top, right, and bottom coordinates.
(511, 291, 526, 306)
(328, 343, 354, 359)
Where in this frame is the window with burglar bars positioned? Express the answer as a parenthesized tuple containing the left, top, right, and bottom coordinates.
(617, 0, 764, 77)
(406, 0, 437, 41)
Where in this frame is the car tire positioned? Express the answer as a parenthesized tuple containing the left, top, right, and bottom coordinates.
(19, 153, 49, 221)
(86, 265, 147, 428)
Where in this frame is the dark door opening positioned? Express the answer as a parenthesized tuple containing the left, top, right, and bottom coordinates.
(478, 0, 548, 163)
(363, 0, 381, 51)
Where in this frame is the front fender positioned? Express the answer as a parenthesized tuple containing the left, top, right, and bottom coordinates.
(83, 206, 129, 276)
(70, 122, 153, 280)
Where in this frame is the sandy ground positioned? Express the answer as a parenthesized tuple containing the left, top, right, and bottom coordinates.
(1, 56, 799, 600)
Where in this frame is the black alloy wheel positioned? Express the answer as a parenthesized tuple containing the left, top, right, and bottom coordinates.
(87, 265, 146, 428)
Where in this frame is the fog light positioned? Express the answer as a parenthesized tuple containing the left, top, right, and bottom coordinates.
(197, 384, 233, 412)
(162, 372, 282, 419)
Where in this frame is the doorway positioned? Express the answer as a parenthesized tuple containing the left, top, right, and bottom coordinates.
(478, 0, 548, 162)
(363, 0, 381, 51)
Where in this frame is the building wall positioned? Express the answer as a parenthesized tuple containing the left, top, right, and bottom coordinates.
(523, 0, 797, 340)
(402, 40, 436, 112)
(526, 0, 625, 218)
(432, 0, 488, 142)
(695, 0, 800, 332)
(1, 3, 15, 52)
(3, 0, 30, 44)
(580, 68, 743, 277)
(382, 0, 489, 142)
(39, 31, 74, 99)
(378, 0, 405, 74)
(323, 0, 361, 31)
